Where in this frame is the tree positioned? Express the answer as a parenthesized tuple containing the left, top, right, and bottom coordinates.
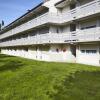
(0, 23, 1, 31)
(1, 20, 4, 26)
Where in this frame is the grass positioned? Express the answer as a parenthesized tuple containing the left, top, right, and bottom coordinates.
(0, 54, 100, 100)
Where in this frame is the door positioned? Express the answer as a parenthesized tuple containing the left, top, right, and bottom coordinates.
(70, 45, 76, 57)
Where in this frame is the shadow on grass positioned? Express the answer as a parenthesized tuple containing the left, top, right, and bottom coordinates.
(0, 54, 14, 62)
(50, 71, 100, 100)
(0, 54, 14, 58)
(0, 60, 24, 72)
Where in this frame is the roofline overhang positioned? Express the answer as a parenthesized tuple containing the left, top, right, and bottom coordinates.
(55, 0, 77, 8)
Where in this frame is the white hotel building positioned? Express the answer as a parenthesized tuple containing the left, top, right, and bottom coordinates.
(0, 0, 100, 66)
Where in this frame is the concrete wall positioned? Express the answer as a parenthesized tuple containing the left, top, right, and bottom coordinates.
(0, 44, 76, 63)
(76, 44, 100, 66)
(61, 5, 70, 13)
(49, 44, 76, 62)
(1, 43, 100, 66)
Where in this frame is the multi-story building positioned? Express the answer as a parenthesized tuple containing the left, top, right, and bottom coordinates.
(0, 0, 100, 66)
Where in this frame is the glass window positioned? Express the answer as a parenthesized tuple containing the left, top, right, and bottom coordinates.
(81, 25, 96, 30)
(81, 50, 97, 54)
(86, 50, 97, 54)
(81, 50, 85, 53)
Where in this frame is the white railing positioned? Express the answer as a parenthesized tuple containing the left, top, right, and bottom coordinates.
(0, 0, 100, 41)
(77, 0, 100, 19)
(61, 0, 100, 22)
(0, 13, 60, 40)
(0, 33, 70, 47)
(76, 27, 100, 42)
(0, 27, 100, 47)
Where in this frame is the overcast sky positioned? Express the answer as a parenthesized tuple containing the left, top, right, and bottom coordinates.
(0, 0, 43, 26)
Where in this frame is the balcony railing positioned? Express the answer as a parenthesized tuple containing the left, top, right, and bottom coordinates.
(76, 27, 100, 42)
(61, 0, 100, 22)
(0, 0, 100, 40)
(0, 13, 60, 40)
(0, 27, 100, 47)
(77, 0, 100, 19)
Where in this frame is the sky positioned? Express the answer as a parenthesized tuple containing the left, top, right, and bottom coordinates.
(0, 0, 43, 26)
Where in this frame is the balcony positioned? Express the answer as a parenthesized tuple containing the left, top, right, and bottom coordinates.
(61, 0, 100, 22)
(77, 0, 100, 19)
(0, 13, 60, 40)
(0, 27, 100, 47)
(76, 27, 100, 42)
(0, 0, 100, 40)
(0, 33, 70, 47)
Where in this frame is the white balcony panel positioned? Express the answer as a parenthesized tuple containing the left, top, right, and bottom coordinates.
(61, 0, 100, 22)
(0, 13, 60, 40)
(61, 9, 76, 23)
(77, 0, 100, 19)
(0, 27, 100, 47)
(77, 27, 100, 42)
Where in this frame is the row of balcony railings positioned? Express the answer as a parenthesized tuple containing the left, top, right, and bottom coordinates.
(0, 27, 100, 47)
(0, 0, 100, 40)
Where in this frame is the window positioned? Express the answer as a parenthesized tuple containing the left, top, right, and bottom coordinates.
(81, 25, 96, 30)
(56, 28, 59, 33)
(24, 48, 28, 51)
(81, 50, 85, 53)
(81, 50, 97, 54)
(70, 4, 76, 10)
(86, 50, 97, 54)
(70, 24, 76, 32)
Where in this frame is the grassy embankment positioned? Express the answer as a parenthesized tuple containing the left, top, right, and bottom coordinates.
(0, 54, 100, 100)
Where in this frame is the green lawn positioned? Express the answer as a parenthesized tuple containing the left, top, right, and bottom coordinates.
(0, 54, 100, 100)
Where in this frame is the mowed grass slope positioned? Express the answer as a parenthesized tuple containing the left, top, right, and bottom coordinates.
(0, 54, 100, 100)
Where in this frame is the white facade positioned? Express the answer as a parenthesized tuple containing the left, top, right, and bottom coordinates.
(76, 44, 100, 66)
(0, 0, 100, 66)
